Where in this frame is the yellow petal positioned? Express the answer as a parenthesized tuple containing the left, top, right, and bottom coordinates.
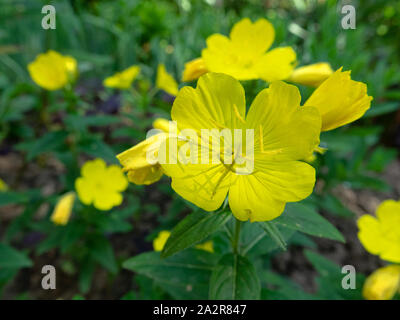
(229, 18, 275, 60)
(255, 47, 297, 82)
(246, 81, 321, 161)
(127, 165, 164, 185)
(103, 65, 140, 89)
(28, 50, 71, 90)
(117, 133, 166, 171)
(228, 174, 286, 222)
(75, 177, 95, 205)
(81, 158, 107, 179)
(195, 241, 214, 253)
(153, 230, 171, 251)
(152, 118, 171, 133)
(357, 214, 386, 256)
(105, 165, 128, 192)
(288, 62, 333, 87)
(254, 158, 316, 202)
(171, 73, 246, 134)
(304, 68, 373, 131)
(93, 191, 123, 211)
(167, 163, 232, 212)
(363, 265, 400, 300)
(51, 192, 75, 226)
(156, 64, 179, 96)
(182, 57, 208, 82)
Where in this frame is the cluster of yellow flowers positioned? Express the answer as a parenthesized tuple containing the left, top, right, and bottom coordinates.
(29, 19, 397, 297)
(358, 199, 400, 300)
(116, 19, 372, 222)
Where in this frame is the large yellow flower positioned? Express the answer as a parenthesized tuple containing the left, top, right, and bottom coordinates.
(103, 65, 140, 89)
(117, 118, 170, 185)
(304, 68, 372, 131)
(288, 63, 333, 87)
(357, 199, 400, 263)
(363, 265, 400, 300)
(28, 50, 77, 91)
(201, 18, 296, 82)
(159, 73, 321, 222)
(75, 159, 128, 211)
(156, 64, 179, 96)
(153, 230, 213, 253)
(51, 192, 75, 226)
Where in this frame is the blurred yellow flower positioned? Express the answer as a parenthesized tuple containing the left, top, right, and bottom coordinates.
(103, 65, 140, 89)
(156, 64, 179, 96)
(75, 159, 128, 211)
(117, 118, 170, 185)
(201, 18, 296, 81)
(0, 178, 8, 191)
(363, 265, 400, 300)
(304, 68, 372, 131)
(153, 230, 171, 251)
(160, 73, 321, 222)
(288, 62, 333, 87)
(153, 230, 214, 253)
(182, 57, 208, 82)
(51, 192, 75, 226)
(357, 199, 400, 263)
(28, 50, 78, 91)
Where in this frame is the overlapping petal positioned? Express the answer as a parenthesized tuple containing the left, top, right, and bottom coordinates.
(304, 68, 372, 131)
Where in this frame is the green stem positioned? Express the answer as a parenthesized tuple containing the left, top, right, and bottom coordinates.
(232, 219, 242, 254)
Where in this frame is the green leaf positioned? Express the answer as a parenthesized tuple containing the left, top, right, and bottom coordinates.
(0, 244, 32, 269)
(123, 250, 218, 300)
(259, 221, 287, 251)
(209, 253, 260, 300)
(304, 250, 365, 300)
(89, 236, 118, 274)
(16, 131, 69, 161)
(161, 210, 231, 258)
(78, 136, 118, 164)
(364, 102, 400, 117)
(271, 203, 345, 242)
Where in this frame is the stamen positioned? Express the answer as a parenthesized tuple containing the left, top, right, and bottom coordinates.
(233, 104, 246, 124)
(209, 118, 226, 130)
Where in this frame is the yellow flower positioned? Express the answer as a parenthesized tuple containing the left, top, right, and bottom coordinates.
(288, 63, 333, 87)
(117, 118, 170, 185)
(153, 230, 214, 253)
(28, 50, 78, 91)
(357, 199, 400, 263)
(156, 64, 179, 96)
(103, 65, 140, 89)
(0, 178, 8, 191)
(75, 159, 128, 211)
(182, 57, 208, 82)
(201, 18, 296, 81)
(304, 68, 372, 131)
(51, 192, 75, 226)
(363, 265, 400, 300)
(160, 73, 321, 222)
